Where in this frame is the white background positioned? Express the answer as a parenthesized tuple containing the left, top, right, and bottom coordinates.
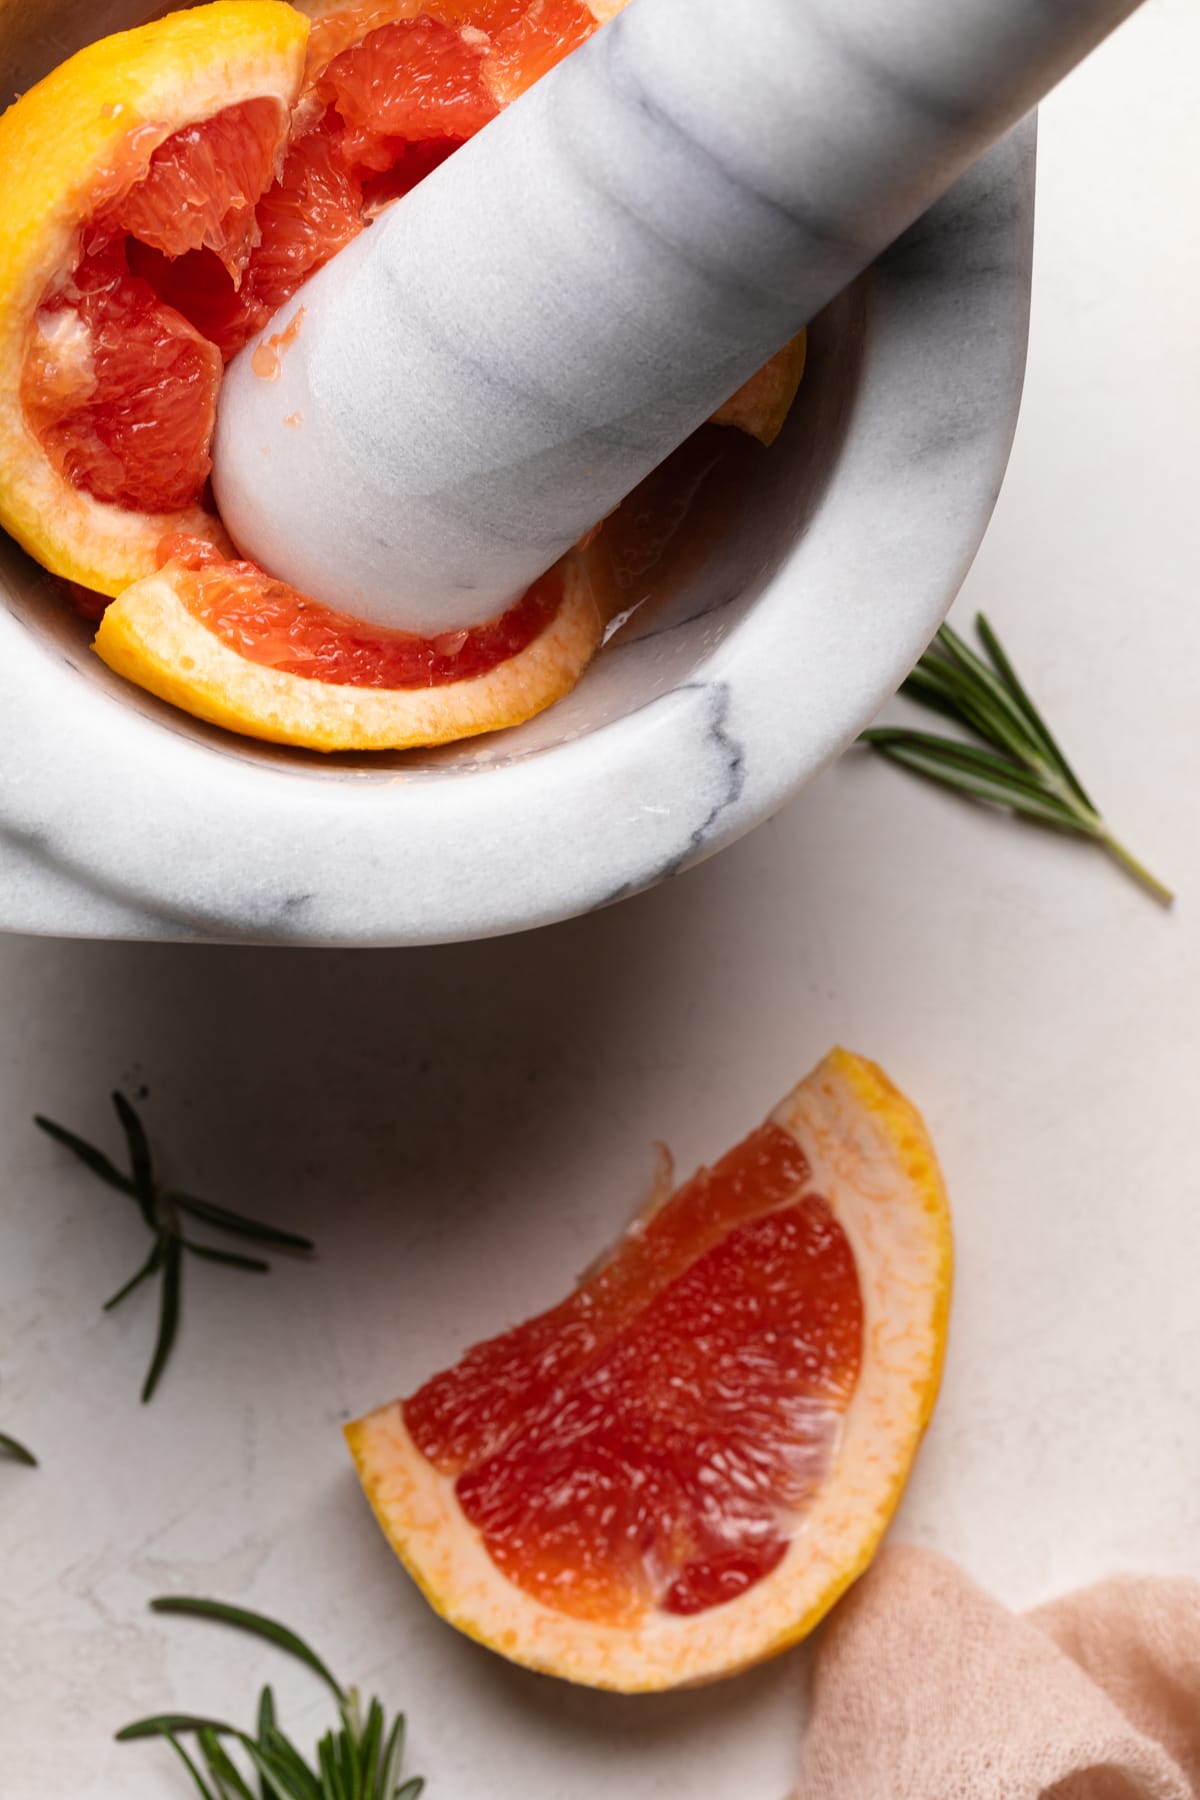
(2, 2, 1198, 1794)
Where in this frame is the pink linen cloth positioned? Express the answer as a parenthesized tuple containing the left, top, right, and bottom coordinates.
(794, 1546, 1200, 1800)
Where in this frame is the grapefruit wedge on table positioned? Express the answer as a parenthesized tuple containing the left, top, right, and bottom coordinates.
(0, 0, 805, 752)
(347, 1049, 953, 1691)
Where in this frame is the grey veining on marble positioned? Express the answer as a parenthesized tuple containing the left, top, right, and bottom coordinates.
(214, 0, 1136, 633)
(0, 101, 1036, 946)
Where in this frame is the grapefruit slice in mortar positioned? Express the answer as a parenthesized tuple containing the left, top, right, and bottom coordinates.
(96, 532, 608, 751)
(0, 0, 807, 750)
(347, 1049, 953, 1691)
(0, 3, 309, 594)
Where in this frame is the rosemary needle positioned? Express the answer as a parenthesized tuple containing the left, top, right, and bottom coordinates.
(118, 1598, 424, 1800)
(861, 613, 1173, 907)
(0, 1432, 37, 1467)
(35, 1094, 315, 1402)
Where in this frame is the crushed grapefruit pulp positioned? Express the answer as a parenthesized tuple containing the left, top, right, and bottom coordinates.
(23, 238, 223, 515)
(22, 95, 291, 515)
(20, 0, 603, 528)
(404, 1121, 863, 1624)
(158, 533, 563, 686)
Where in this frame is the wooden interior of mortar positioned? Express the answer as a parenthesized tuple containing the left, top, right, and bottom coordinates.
(0, 0, 864, 777)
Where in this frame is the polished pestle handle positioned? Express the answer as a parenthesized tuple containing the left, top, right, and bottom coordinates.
(212, 0, 1146, 635)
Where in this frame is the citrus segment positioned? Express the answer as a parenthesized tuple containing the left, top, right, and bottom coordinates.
(94, 542, 607, 750)
(318, 18, 497, 160)
(711, 331, 808, 448)
(246, 124, 366, 297)
(132, 123, 367, 362)
(346, 1050, 952, 1690)
(453, 1195, 863, 1626)
(91, 96, 289, 273)
(26, 96, 293, 518)
(483, 0, 597, 102)
(23, 241, 224, 515)
(152, 532, 564, 686)
(0, 1, 308, 593)
(406, 1120, 813, 1474)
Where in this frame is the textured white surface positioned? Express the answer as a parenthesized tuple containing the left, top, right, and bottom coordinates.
(2, 3, 1199, 1798)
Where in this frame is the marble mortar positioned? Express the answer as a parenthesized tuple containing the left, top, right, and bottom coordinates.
(0, 2, 1035, 946)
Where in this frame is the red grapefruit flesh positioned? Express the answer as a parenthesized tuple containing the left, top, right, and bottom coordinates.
(22, 96, 291, 516)
(408, 1122, 814, 1473)
(453, 1203, 860, 1625)
(484, 0, 596, 100)
(22, 241, 223, 515)
(404, 1121, 862, 1625)
(158, 531, 563, 686)
(0, 3, 308, 593)
(105, 6, 508, 372)
(318, 17, 497, 165)
(131, 122, 368, 362)
(92, 95, 288, 274)
(95, 534, 607, 750)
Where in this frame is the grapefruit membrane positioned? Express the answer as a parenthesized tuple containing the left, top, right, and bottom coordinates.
(347, 1050, 953, 1690)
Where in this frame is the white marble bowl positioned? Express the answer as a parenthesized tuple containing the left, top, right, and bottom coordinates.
(0, 7, 1034, 944)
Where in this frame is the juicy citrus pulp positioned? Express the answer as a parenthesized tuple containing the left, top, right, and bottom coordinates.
(152, 533, 565, 686)
(346, 1049, 953, 1689)
(408, 1126, 862, 1625)
(0, 2, 308, 592)
(95, 540, 608, 750)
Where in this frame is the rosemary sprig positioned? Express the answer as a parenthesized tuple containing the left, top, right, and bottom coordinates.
(35, 1095, 315, 1403)
(0, 1431, 37, 1467)
(861, 614, 1172, 906)
(118, 1597, 424, 1800)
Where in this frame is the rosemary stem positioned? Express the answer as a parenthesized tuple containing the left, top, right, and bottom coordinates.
(1094, 829, 1175, 908)
(1038, 766, 1174, 909)
(866, 614, 1175, 913)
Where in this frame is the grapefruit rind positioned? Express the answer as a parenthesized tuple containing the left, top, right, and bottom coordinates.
(345, 1048, 953, 1691)
(0, 2, 308, 595)
(94, 547, 607, 750)
(711, 332, 808, 448)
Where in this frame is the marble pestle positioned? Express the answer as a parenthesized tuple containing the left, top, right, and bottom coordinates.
(211, 0, 1144, 636)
